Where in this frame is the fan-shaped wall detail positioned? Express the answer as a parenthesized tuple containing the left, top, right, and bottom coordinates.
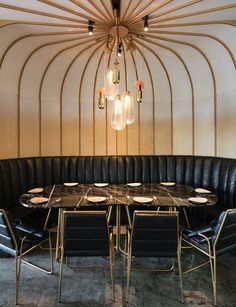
(0, 0, 235, 159)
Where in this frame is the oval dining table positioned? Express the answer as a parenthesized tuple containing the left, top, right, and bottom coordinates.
(19, 182, 217, 258)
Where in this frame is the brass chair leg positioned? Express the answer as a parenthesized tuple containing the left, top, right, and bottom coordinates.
(58, 253, 64, 302)
(15, 256, 21, 305)
(126, 253, 132, 302)
(178, 240, 184, 303)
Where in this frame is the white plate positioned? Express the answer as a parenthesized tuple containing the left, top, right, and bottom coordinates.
(127, 182, 142, 187)
(28, 187, 44, 193)
(188, 197, 208, 204)
(195, 188, 211, 194)
(30, 197, 49, 204)
(160, 182, 176, 187)
(133, 197, 153, 204)
(64, 182, 78, 187)
(94, 183, 109, 187)
(87, 196, 106, 203)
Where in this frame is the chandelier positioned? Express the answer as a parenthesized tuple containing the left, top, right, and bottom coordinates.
(96, 11, 145, 131)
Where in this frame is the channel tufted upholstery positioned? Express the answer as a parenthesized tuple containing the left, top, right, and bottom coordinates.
(0, 155, 236, 225)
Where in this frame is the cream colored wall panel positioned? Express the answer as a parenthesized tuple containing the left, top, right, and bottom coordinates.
(0, 91, 17, 158)
(135, 52, 154, 155)
(79, 51, 98, 156)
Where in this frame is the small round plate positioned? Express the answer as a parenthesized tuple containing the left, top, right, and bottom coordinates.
(30, 197, 49, 204)
(160, 182, 176, 187)
(94, 183, 109, 187)
(127, 182, 142, 187)
(195, 188, 211, 194)
(64, 182, 78, 187)
(28, 187, 44, 193)
(188, 197, 208, 204)
(133, 197, 153, 204)
(87, 196, 106, 203)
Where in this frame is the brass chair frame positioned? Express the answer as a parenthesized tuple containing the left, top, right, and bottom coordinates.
(182, 208, 236, 306)
(58, 210, 115, 302)
(0, 209, 53, 305)
(126, 210, 184, 303)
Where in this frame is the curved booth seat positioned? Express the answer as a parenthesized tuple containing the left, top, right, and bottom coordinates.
(0, 155, 236, 226)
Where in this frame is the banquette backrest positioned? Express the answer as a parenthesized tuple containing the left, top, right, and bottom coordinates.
(0, 156, 236, 217)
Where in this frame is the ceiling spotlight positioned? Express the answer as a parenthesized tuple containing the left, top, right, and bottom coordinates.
(143, 15, 149, 32)
(88, 20, 94, 35)
(117, 42, 122, 57)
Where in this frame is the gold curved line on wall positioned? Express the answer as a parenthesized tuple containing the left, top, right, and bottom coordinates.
(100, 0, 114, 22)
(16, 34, 94, 157)
(68, 0, 110, 25)
(144, 33, 217, 155)
(92, 49, 105, 155)
(120, 0, 132, 23)
(150, 30, 236, 69)
(0, 30, 88, 70)
(0, 3, 85, 24)
(122, 0, 143, 24)
(132, 37, 174, 155)
(135, 35, 195, 155)
(125, 0, 173, 25)
(60, 42, 105, 156)
(38, 37, 103, 156)
(121, 39, 128, 155)
(149, 4, 236, 25)
(78, 41, 106, 156)
(37, 0, 102, 24)
(149, 0, 203, 20)
(88, 0, 113, 24)
(133, 43, 156, 154)
(0, 21, 88, 29)
(125, 44, 141, 155)
(150, 20, 236, 28)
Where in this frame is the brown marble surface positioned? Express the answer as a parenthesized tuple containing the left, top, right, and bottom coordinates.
(20, 183, 217, 209)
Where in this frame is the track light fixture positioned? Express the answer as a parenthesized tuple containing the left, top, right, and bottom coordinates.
(143, 15, 149, 32)
(88, 20, 94, 35)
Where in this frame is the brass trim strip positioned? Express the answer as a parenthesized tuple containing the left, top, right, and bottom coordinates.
(132, 37, 175, 155)
(100, 0, 114, 21)
(121, 39, 128, 155)
(142, 33, 217, 155)
(120, 0, 132, 23)
(149, 29, 236, 69)
(0, 3, 85, 24)
(92, 49, 105, 155)
(88, 0, 113, 24)
(78, 41, 106, 156)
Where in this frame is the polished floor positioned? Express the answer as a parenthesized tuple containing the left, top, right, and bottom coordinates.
(0, 245, 236, 307)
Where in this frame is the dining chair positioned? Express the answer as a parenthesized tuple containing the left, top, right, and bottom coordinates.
(126, 210, 184, 303)
(0, 209, 53, 305)
(58, 210, 115, 302)
(182, 208, 236, 305)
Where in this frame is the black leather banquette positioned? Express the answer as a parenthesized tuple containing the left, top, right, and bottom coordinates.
(0, 155, 236, 226)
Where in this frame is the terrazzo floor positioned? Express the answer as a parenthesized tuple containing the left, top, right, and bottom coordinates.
(0, 244, 236, 307)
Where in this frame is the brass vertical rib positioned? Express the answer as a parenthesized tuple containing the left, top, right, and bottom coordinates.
(92, 49, 105, 155)
(120, 0, 132, 23)
(149, 29, 236, 69)
(38, 36, 104, 156)
(121, 39, 128, 155)
(100, 0, 114, 21)
(132, 38, 174, 155)
(0, 3, 85, 24)
(78, 41, 106, 156)
(141, 33, 217, 155)
(88, 0, 113, 24)
(132, 44, 155, 155)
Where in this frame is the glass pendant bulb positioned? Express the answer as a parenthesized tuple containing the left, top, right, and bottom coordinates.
(111, 95, 126, 131)
(122, 91, 135, 124)
(104, 68, 119, 100)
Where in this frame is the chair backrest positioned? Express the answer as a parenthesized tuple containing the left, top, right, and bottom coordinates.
(62, 211, 110, 257)
(131, 211, 179, 258)
(0, 209, 18, 256)
(212, 209, 236, 255)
